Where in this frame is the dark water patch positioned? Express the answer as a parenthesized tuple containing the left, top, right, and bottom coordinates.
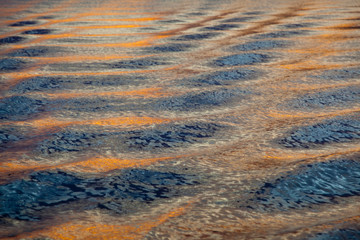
(38, 121, 228, 154)
(9, 21, 38, 27)
(310, 228, 360, 240)
(253, 30, 310, 39)
(243, 11, 265, 15)
(156, 88, 250, 111)
(22, 29, 53, 35)
(287, 86, 360, 109)
(49, 58, 169, 71)
(222, 17, 255, 23)
(247, 159, 360, 211)
(0, 96, 46, 121)
(8, 46, 62, 57)
(0, 58, 27, 72)
(0, 169, 197, 220)
(314, 68, 360, 80)
(0, 128, 23, 148)
(11, 77, 67, 93)
(0, 36, 25, 45)
(56, 98, 131, 115)
(157, 19, 184, 24)
(187, 12, 206, 16)
(138, 27, 159, 32)
(79, 75, 145, 87)
(182, 68, 261, 86)
(144, 43, 194, 53)
(278, 115, 360, 148)
(38, 131, 103, 154)
(52, 37, 94, 43)
(278, 23, 314, 29)
(174, 32, 220, 41)
(11, 75, 145, 93)
(213, 53, 271, 66)
(111, 58, 169, 69)
(201, 23, 240, 31)
(37, 15, 56, 19)
(231, 40, 289, 51)
(123, 122, 227, 151)
(60, 21, 94, 26)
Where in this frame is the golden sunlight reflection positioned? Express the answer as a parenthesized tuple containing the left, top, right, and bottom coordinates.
(1, 0, 360, 239)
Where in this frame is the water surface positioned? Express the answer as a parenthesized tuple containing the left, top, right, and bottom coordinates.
(1, 0, 360, 239)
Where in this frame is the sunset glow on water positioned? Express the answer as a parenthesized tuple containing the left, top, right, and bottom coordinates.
(0, 0, 360, 239)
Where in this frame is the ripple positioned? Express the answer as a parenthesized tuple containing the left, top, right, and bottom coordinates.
(0, 96, 46, 121)
(201, 23, 240, 31)
(8, 46, 63, 57)
(221, 16, 256, 23)
(38, 131, 102, 154)
(0, 169, 197, 220)
(38, 121, 229, 154)
(253, 30, 310, 39)
(0, 58, 27, 72)
(144, 43, 194, 53)
(156, 88, 250, 111)
(310, 228, 360, 240)
(174, 32, 220, 41)
(0, 128, 23, 148)
(0, 36, 26, 44)
(287, 85, 360, 109)
(22, 29, 54, 35)
(231, 40, 290, 51)
(181, 68, 261, 86)
(213, 53, 271, 66)
(11, 75, 145, 93)
(123, 122, 228, 150)
(9, 20, 38, 27)
(314, 68, 360, 80)
(248, 159, 360, 210)
(48, 57, 170, 71)
(278, 22, 314, 29)
(278, 115, 360, 148)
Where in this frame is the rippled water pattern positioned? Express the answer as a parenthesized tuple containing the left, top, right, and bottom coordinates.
(0, 0, 360, 239)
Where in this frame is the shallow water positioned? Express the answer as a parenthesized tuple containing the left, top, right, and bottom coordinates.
(0, 0, 360, 239)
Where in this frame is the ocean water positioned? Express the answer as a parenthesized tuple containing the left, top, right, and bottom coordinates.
(0, 0, 360, 239)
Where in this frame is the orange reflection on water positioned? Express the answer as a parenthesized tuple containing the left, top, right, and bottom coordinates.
(0, 155, 184, 184)
(14, 200, 193, 240)
(41, 87, 172, 99)
(83, 17, 161, 22)
(279, 61, 342, 71)
(90, 116, 170, 126)
(76, 24, 145, 29)
(287, 47, 345, 56)
(323, 22, 360, 30)
(32, 55, 136, 63)
(0, 161, 48, 176)
(9, 116, 172, 130)
(0, 155, 185, 183)
(61, 156, 182, 173)
(42, 34, 170, 48)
